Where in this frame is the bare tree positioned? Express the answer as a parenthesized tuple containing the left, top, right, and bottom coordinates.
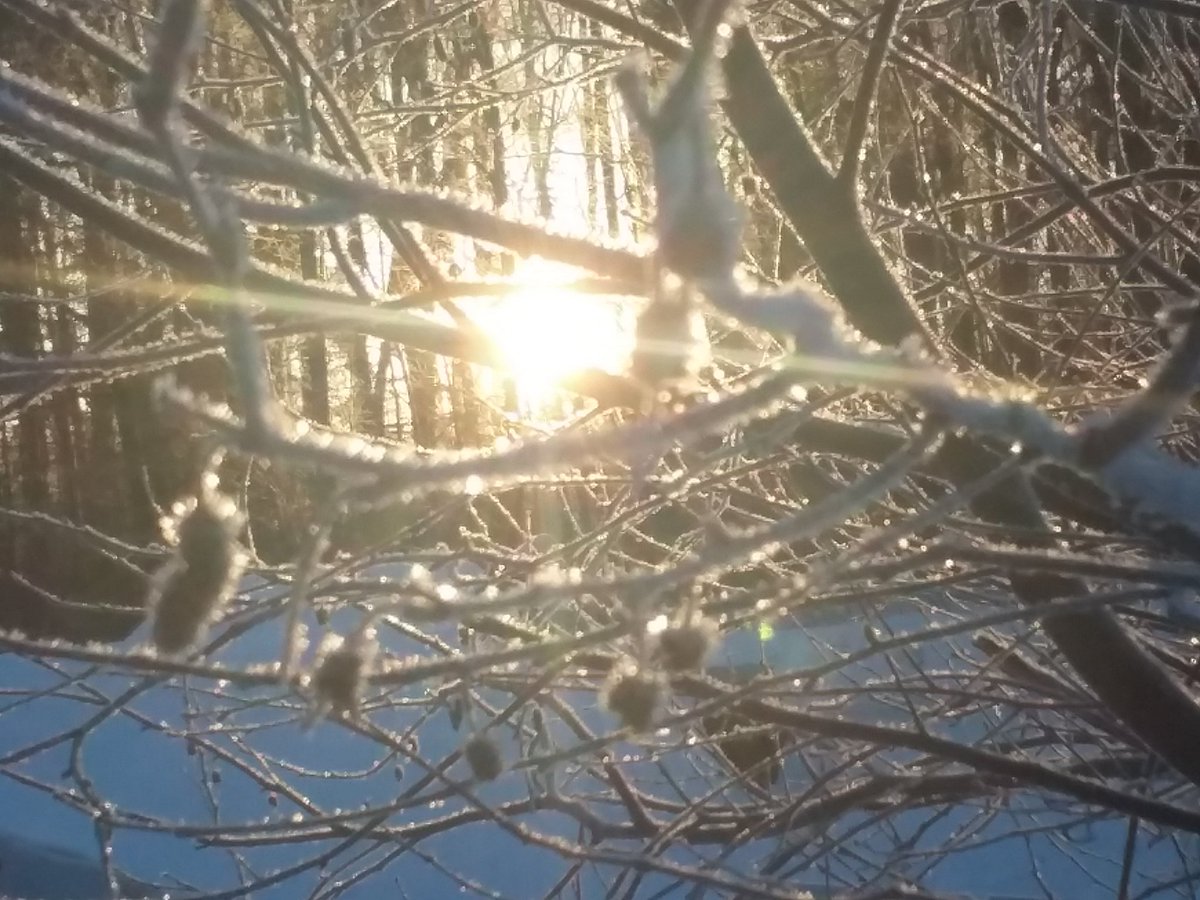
(2, 0, 1200, 897)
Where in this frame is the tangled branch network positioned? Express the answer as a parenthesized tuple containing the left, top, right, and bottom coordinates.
(5, 0, 1200, 897)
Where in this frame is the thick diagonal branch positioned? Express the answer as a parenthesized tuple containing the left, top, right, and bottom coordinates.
(711, 17, 1200, 787)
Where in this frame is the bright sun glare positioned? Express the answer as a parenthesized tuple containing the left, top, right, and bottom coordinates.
(469, 258, 634, 411)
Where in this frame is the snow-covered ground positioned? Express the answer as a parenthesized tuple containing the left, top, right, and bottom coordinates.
(0, 829, 155, 899)
(1, 563, 1196, 898)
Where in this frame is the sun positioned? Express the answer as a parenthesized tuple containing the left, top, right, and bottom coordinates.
(469, 258, 635, 411)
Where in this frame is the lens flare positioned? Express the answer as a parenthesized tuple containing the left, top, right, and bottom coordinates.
(469, 258, 634, 411)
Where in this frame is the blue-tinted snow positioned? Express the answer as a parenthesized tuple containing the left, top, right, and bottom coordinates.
(1, 565, 1196, 898)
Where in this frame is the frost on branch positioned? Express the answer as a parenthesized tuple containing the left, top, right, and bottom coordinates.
(629, 288, 711, 391)
(135, 0, 207, 134)
(1088, 444, 1200, 545)
(616, 0, 741, 283)
(702, 276, 864, 359)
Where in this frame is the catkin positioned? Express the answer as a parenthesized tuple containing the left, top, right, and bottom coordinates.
(148, 489, 244, 655)
(603, 664, 664, 733)
(463, 734, 504, 782)
(655, 617, 718, 672)
(312, 631, 377, 718)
